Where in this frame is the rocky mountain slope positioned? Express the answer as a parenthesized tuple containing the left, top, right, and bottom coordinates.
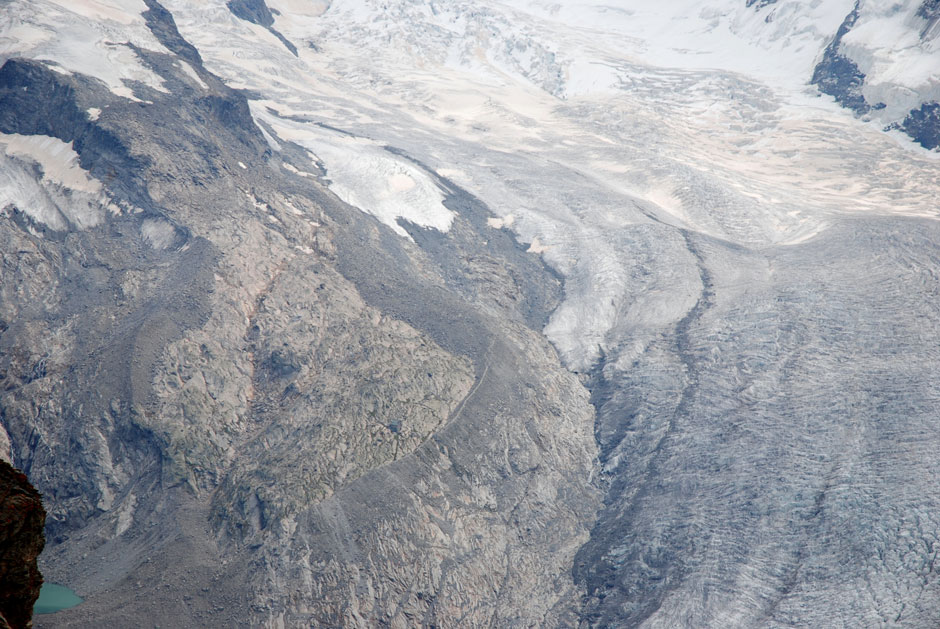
(0, 3, 599, 626)
(1, 1, 940, 627)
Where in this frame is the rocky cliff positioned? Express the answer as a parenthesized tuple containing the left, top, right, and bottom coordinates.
(0, 461, 45, 629)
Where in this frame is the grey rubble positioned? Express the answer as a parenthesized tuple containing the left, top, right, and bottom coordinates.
(0, 12, 599, 627)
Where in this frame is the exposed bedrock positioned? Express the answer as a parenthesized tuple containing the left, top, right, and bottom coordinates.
(0, 461, 45, 629)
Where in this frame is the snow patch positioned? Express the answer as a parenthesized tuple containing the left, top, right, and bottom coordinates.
(252, 104, 454, 239)
(387, 172, 416, 192)
(437, 168, 467, 179)
(176, 59, 209, 90)
(526, 236, 549, 253)
(115, 493, 136, 536)
(267, 0, 329, 18)
(0, 133, 112, 230)
(141, 218, 177, 249)
(487, 215, 514, 229)
(0, 425, 12, 465)
(282, 162, 316, 178)
(1, 133, 101, 194)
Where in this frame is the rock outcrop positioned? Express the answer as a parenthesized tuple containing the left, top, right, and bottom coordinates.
(811, 0, 940, 150)
(0, 461, 45, 629)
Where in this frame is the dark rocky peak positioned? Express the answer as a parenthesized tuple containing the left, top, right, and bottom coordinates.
(142, 0, 204, 69)
(746, 0, 778, 9)
(919, 0, 940, 21)
(0, 59, 87, 141)
(227, 0, 275, 28)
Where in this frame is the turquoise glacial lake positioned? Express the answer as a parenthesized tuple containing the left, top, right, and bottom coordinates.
(34, 583, 83, 615)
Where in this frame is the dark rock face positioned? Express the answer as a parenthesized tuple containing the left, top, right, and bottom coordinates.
(226, 0, 275, 28)
(809, 1, 939, 151)
(811, 2, 869, 116)
(919, 0, 940, 22)
(0, 52, 256, 542)
(900, 101, 940, 150)
(226, 0, 298, 55)
(745, 0, 778, 9)
(141, 0, 204, 68)
(0, 461, 45, 629)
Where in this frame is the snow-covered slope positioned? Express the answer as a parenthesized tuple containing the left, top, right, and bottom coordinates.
(158, 0, 940, 368)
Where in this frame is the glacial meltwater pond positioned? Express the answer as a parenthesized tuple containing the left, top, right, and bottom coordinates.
(34, 583, 83, 615)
